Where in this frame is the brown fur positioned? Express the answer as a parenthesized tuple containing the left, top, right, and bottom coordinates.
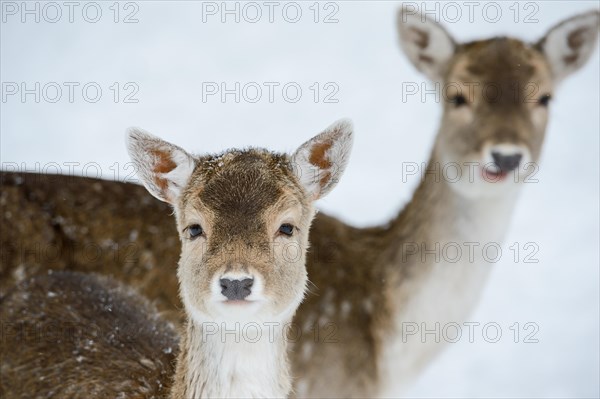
(0, 172, 183, 325)
(0, 271, 178, 398)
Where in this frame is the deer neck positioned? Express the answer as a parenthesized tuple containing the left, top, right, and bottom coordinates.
(385, 150, 521, 301)
(376, 151, 520, 394)
(171, 318, 291, 399)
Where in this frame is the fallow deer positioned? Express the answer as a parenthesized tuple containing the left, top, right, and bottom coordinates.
(0, 120, 354, 398)
(288, 8, 599, 398)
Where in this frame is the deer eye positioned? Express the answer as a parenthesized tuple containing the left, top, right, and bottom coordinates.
(538, 94, 552, 107)
(187, 224, 204, 239)
(278, 224, 294, 237)
(450, 94, 467, 107)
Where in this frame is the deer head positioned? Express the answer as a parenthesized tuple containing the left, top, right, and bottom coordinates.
(398, 8, 599, 198)
(127, 120, 353, 326)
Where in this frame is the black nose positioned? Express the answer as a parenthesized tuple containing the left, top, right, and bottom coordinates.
(220, 278, 253, 300)
(491, 152, 522, 173)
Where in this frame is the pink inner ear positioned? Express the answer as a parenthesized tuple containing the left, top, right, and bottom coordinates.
(150, 149, 176, 191)
(309, 140, 333, 188)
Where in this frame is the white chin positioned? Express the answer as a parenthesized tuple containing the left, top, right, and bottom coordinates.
(210, 300, 264, 321)
(448, 176, 521, 199)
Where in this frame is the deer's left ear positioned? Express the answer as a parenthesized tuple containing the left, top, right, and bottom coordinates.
(536, 10, 599, 83)
(291, 119, 353, 200)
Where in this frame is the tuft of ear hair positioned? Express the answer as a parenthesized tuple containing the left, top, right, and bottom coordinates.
(396, 5, 456, 82)
(536, 10, 600, 83)
(291, 119, 354, 200)
(126, 128, 196, 205)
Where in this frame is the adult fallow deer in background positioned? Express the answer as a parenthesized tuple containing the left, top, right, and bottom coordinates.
(290, 7, 599, 398)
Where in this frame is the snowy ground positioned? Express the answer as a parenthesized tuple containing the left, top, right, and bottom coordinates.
(2, 1, 599, 397)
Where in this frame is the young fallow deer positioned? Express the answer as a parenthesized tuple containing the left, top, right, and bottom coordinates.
(0, 120, 353, 398)
(288, 8, 599, 398)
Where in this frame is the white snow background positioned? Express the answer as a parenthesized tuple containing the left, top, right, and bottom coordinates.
(1, 1, 599, 397)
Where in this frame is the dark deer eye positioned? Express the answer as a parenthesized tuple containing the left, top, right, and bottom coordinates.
(450, 94, 467, 107)
(538, 94, 552, 107)
(278, 224, 294, 236)
(187, 224, 203, 239)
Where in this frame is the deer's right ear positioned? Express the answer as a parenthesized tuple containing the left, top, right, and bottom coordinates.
(126, 128, 196, 205)
(291, 119, 353, 201)
(396, 6, 456, 81)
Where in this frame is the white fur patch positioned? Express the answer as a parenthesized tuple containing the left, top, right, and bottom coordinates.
(185, 321, 290, 398)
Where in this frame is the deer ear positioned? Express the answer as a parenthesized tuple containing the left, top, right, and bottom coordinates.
(126, 128, 196, 205)
(536, 11, 599, 83)
(397, 5, 456, 82)
(291, 119, 353, 201)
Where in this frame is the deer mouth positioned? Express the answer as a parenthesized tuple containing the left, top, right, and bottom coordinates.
(223, 299, 255, 306)
(481, 167, 509, 182)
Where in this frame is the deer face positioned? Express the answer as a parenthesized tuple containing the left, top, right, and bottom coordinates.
(127, 120, 353, 323)
(398, 8, 599, 198)
(438, 39, 552, 194)
(176, 151, 313, 323)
